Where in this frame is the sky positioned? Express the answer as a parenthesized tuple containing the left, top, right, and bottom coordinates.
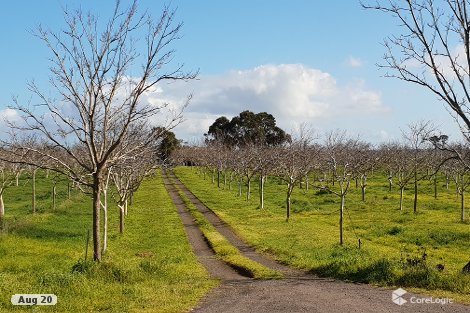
(0, 0, 464, 144)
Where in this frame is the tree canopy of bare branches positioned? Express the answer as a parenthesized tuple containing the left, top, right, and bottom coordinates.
(1, 1, 195, 261)
(363, 0, 470, 140)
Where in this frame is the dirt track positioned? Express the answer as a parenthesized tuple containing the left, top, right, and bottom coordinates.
(163, 172, 470, 313)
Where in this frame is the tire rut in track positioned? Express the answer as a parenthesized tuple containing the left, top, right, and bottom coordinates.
(162, 172, 247, 281)
(167, 170, 304, 278)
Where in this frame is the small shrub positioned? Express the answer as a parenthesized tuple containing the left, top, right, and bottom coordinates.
(71, 259, 95, 274)
(97, 262, 138, 283)
(397, 266, 440, 288)
(316, 187, 330, 195)
(400, 246, 427, 268)
(365, 258, 395, 283)
(387, 226, 402, 236)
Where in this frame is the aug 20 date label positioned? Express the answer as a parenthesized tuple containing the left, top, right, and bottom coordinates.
(11, 294, 57, 306)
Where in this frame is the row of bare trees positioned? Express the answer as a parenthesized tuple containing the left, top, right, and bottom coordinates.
(0, 139, 159, 250)
(173, 123, 470, 245)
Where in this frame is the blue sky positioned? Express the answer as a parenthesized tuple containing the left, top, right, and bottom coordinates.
(0, 1, 463, 143)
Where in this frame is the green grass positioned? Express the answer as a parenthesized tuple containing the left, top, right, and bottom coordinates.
(174, 167, 470, 303)
(0, 170, 217, 312)
(170, 177, 282, 279)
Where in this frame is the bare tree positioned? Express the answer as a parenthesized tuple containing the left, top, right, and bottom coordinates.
(2, 2, 195, 261)
(349, 141, 379, 202)
(112, 145, 156, 235)
(0, 159, 15, 228)
(363, 1, 470, 139)
(382, 143, 415, 210)
(237, 146, 259, 201)
(275, 131, 315, 221)
(322, 131, 363, 245)
(450, 160, 470, 222)
(252, 146, 277, 209)
(402, 121, 436, 213)
(444, 143, 470, 222)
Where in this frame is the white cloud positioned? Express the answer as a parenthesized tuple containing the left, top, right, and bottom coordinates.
(347, 56, 363, 68)
(0, 108, 19, 138)
(402, 44, 467, 80)
(141, 64, 389, 140)
(0, 108, 18, 121)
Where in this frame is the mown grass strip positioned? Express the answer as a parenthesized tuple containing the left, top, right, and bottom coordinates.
(169, 175, 282, 280)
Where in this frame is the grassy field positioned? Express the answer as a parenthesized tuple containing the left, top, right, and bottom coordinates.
(174, 166, 470, 303)
(0, 170, 217, 312)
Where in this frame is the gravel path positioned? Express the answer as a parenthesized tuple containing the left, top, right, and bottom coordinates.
(163, 173, 246, 281)
(167, 171, 301, 278)
(164, 171, 470, 313)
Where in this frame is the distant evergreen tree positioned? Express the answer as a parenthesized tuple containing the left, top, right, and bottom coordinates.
(205, 110, 290, 147)
(153, 127, 181, 161)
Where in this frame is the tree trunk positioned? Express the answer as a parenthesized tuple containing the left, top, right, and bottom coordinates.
(434, 174, 437, 199)
(212, 169, 215, 184)
(52, 184, 57, 210)
(286, 183, 293, 222)
(102, 189, 108, 254)
(15, 171, 20, 187)
(340, 193, 345, 245)
(246, 178, 251, 201)
(413, 171, 418, 214)
(32, 169, 36, 214)
(361, 174, 367, 202)
(229, 172, 233, 191)
(128, 193, 133, 207)
(67, 181, 71, 200)
(461, 187, 465, 223)
(217, 170, 220, 188)
(238, 176, 242, 197)
(259, 175, 265, 209)
(0, 192, 4, 229)
(446, 173, 449, 190)
(119, 205, 125, 234)
(461, 174, 465, 222)
(92, 176, 102, 262)
(223, 171, 227, 190)
(399, 187, 404, 211)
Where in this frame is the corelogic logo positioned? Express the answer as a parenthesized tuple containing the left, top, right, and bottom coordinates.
(391, 288, 454, 306)
(392, 288, 407, 306)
